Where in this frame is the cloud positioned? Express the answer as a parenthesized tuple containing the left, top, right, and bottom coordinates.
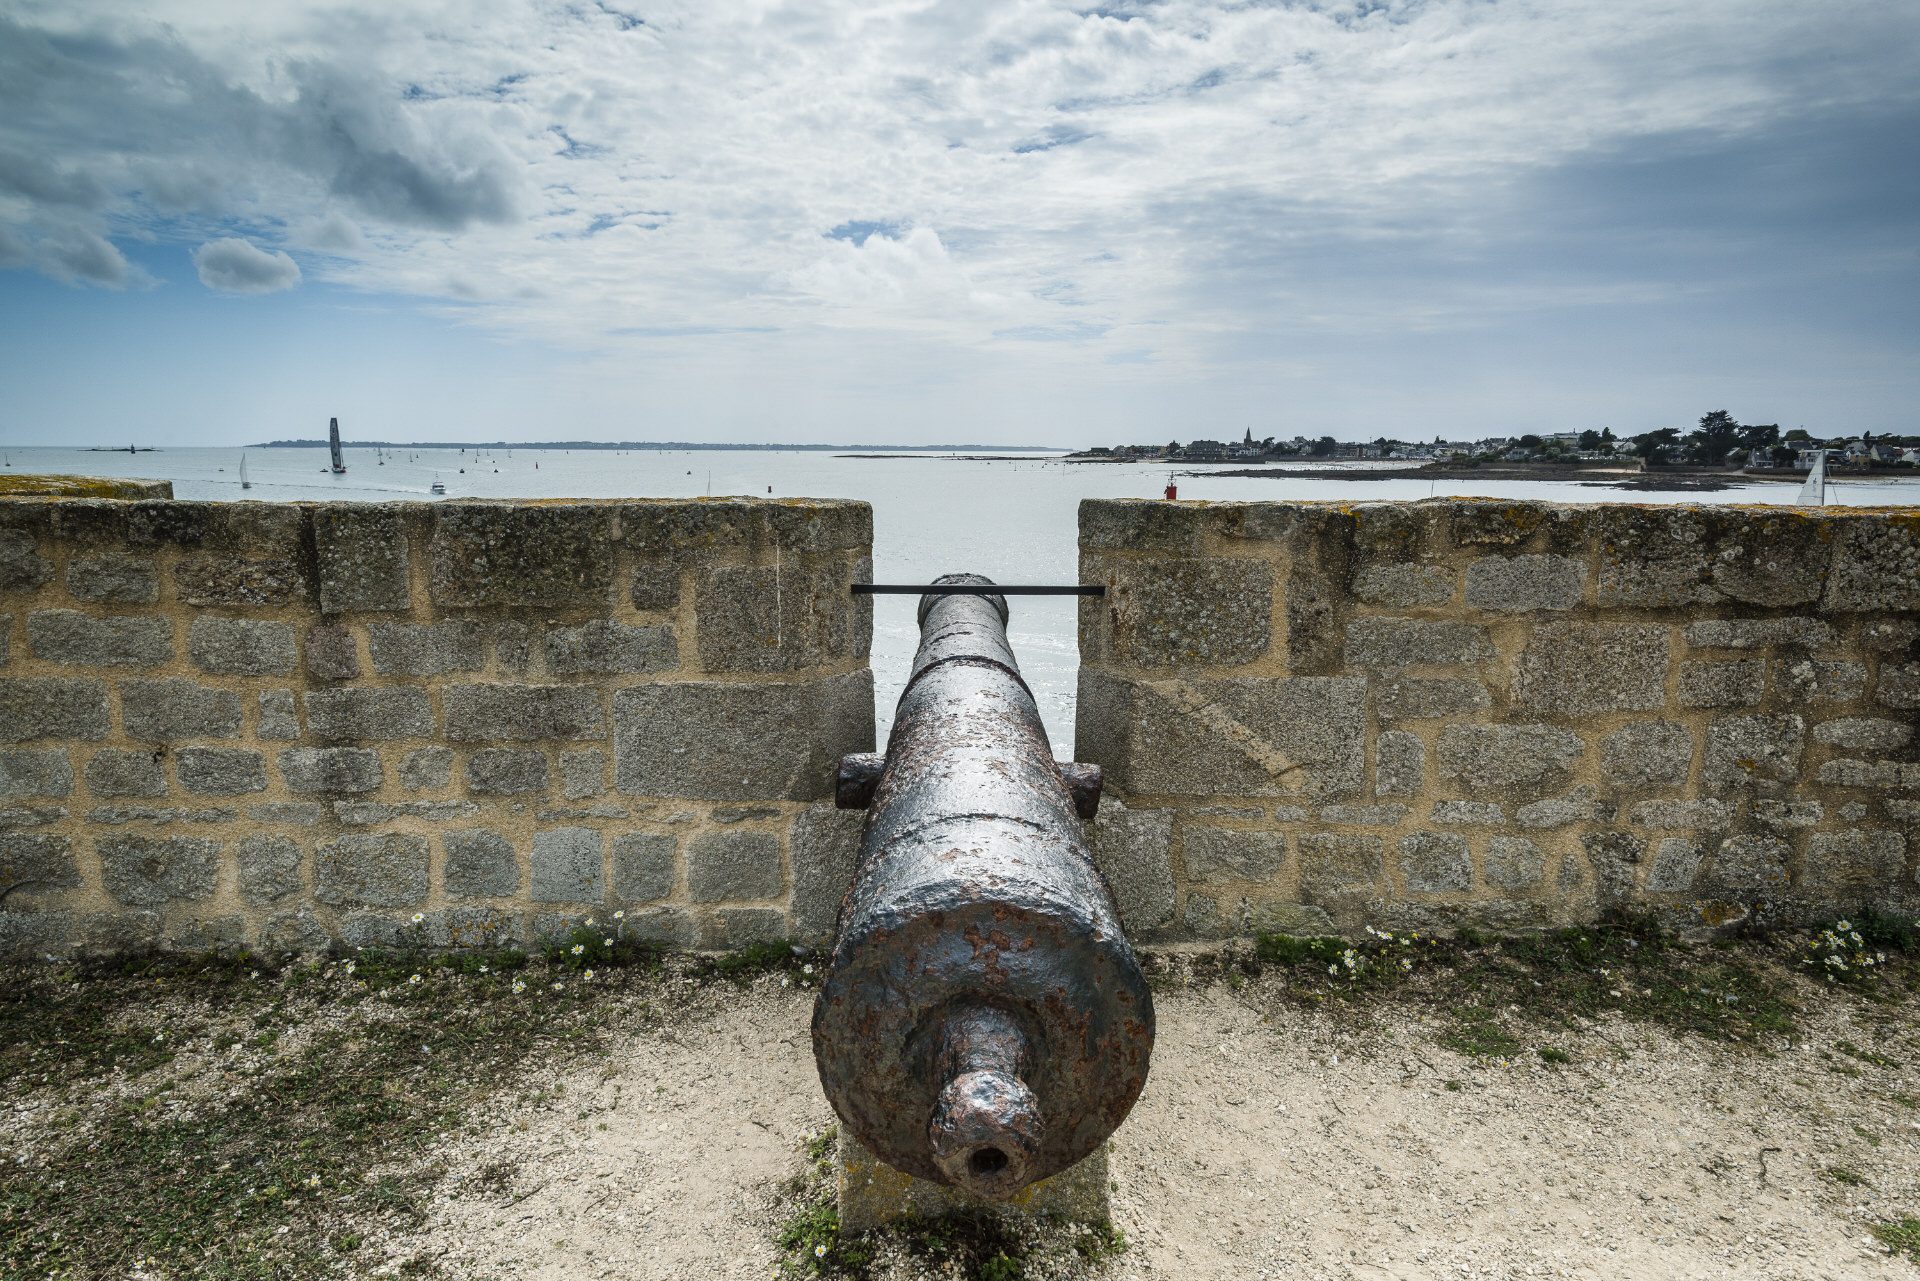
(0, 0, 1916, 437)
(294, 212, 367, 254)
(41, 227, 136, 287)
(193, 237, 302, 293)
(0, 11, 524, 279)
(0, 147, 106, 207)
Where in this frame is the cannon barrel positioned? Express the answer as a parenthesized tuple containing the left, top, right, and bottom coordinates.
(811, 574, 1154, 1200)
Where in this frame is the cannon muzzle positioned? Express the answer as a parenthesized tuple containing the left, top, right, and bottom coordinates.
(811, 574, 1154, 1199)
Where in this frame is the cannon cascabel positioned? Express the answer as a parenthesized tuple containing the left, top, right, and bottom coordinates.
(811, 574, 1154, 1200)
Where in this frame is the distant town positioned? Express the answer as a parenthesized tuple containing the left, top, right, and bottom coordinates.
(1068, 412, 1920, 473)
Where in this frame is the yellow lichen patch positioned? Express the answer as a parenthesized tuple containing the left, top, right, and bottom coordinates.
(0, 473, 171, 499)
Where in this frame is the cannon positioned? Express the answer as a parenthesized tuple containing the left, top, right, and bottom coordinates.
(812, 574, 1154, 1200)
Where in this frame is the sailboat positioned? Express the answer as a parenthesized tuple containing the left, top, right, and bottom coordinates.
(329, 417, 347, 474)
(1797, 448, 1827, 507)
(239, 453, 251, 490)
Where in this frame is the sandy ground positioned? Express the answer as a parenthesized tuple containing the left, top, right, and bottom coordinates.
(408, 978, 1920, 1281)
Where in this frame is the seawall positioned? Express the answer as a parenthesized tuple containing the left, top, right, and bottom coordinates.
(2, 492, 1916, 956)
(1078, 498, 1920, 938)
(0, 497, 873, 955)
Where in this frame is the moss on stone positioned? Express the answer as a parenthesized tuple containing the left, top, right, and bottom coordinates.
(0, 474, 172, 499)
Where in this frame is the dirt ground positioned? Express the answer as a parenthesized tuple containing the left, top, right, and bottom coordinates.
(405, 976, 1920, 1281)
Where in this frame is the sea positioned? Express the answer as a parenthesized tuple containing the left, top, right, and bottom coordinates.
(7, 444, 1915, 749)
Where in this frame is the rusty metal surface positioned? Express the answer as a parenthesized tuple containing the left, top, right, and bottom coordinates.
(1056, 762, 1104, 822)
(813, 574, 1154, 1200)
(835, 752, 886, 810)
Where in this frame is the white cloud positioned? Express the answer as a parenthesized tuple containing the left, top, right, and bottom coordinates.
(1, 0, 1916, 436)
(40, 227, 140, 288)
(293, 212, 367, 254)
(193, 237, 303, 293)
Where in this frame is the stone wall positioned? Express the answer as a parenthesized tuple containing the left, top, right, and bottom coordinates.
(0, 497, 874, 956)
(1078, 498, 1920, 939)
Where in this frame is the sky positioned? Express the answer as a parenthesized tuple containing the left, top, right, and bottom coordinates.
(1, 0, 1917, 448)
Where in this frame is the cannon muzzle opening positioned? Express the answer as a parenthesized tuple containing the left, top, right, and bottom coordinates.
(926, 1005, 1044, 1197)
(812, 574, 1154, 1200)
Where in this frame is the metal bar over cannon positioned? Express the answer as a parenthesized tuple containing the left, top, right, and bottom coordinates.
(812, 574, 1154, 1201)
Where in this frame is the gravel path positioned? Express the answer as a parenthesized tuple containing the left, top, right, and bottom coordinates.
(411, 976, 1919, 1281)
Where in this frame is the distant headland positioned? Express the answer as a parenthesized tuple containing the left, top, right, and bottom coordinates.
(252, 439, 1065, 452)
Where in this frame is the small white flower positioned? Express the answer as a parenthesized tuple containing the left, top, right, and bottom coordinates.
(585, 917, 596, 927)
(802, 963, 814, 976)
(571, 944, 586, 956)
(409, 973, 422, 986)
(603, 938, 614, 948)
(814, 1243, 827, 1258)
(511, 980, 526, 994)
(613, 910, 625, 920)
(410, 913, 425, 925)
(583, 969, 595, 980)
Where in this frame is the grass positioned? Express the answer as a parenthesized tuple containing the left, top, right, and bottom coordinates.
(1834, 1039, 1900, 1068)
(4, 917, 1913, 1276)
(0, 933, 784, 1280)
(772, 1129, 1126, 1280)
(1873, 1218, 1920, 1262)
(1439, 1006, 1523, 1059)
(1245, 914, 1848, 1059)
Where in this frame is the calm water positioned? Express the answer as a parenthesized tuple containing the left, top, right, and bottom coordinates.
(7, 444, 1914, 750)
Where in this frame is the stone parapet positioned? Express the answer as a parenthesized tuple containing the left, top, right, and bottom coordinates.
(0, 497, 874, 956)
(1078, 497, 1920, 936)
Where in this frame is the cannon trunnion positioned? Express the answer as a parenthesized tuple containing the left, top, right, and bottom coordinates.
(811, 575, 1154, 1200)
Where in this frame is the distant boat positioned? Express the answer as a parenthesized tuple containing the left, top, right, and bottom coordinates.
(329, 417, 347, 474)
(1797, 449, 1827, 506)
(430, 478, 446, 495)
(239, 453, 250, 490)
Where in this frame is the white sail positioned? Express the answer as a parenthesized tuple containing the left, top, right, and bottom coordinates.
(1796, 449, 1826, 507)
(329, 417, 346, 473)
(239, 453, 250, 489)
